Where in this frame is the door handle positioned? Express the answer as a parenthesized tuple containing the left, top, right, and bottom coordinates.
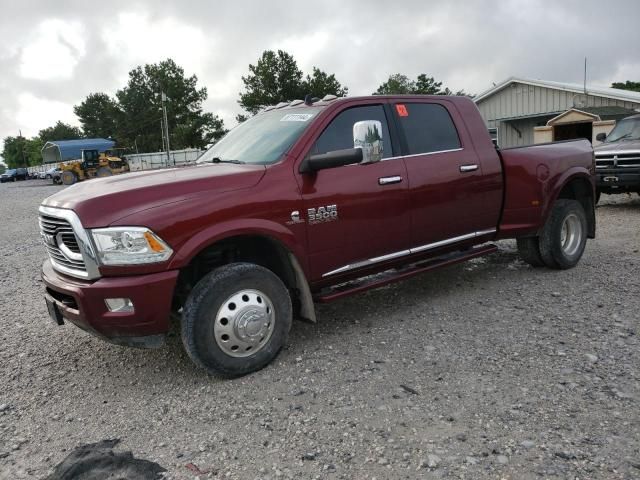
(378, 175, 403, 185)
(459, 164, 478, 173)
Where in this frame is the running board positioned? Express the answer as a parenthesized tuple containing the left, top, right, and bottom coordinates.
(314, 244, 498, 303)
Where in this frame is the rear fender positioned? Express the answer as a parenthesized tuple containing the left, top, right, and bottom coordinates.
(498, 139, 594, 239)
(542, 170, 595, 238)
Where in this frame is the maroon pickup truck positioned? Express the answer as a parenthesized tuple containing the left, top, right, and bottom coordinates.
(40, 95, 596, 377)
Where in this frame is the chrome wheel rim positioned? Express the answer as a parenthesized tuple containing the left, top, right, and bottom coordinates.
(214, 289, 275, 358)
(560, 213, 582, 256)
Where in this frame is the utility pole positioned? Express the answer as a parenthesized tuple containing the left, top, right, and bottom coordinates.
(160, 120, 165, 152)
(161, 92, 172, 166)
(19, 129, 26, 167)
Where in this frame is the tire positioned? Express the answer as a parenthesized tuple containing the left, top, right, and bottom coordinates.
(516, 237, 545, 267)
(96, 166, 112, 178)
(61, 171, 77, 185)
(539, 199, 587, 270)
(181, 263, 292, 378)
(595, 190, 601, 205)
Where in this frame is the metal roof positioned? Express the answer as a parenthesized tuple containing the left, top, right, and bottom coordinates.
(41, 138, 115, 164)
(580, 106, 639, 119)
(474, 76, 640, 104)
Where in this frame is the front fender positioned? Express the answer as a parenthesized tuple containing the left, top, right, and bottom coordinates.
(167, 218, 307, 273)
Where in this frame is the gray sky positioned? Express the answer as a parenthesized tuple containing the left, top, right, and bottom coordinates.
(1, 0, 639, 152)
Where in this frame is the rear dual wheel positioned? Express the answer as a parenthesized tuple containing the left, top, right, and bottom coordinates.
(516, 237, 544, 267)
(181, 263, 292, 378)
(517, 199, 587, 270)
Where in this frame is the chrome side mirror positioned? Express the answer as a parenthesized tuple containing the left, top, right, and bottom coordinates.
(353, 120, 384, 164)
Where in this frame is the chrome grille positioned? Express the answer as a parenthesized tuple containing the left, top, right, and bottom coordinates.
(595, 158, 614, 168)
(39, 214, 87, 274)
(595, 152, 640, 169)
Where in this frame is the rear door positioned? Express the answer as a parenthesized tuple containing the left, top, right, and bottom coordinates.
(297, 103, 411, 281)
(391, 101, 499, 249)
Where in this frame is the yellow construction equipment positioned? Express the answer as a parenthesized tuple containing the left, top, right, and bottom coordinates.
(57, 149, 129, 185)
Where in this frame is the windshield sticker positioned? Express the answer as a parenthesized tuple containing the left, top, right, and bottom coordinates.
(280, 113, 315, 122)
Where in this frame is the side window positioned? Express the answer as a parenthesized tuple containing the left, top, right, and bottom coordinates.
(397, 103, 461, 155)
(312, 105, 392, 158)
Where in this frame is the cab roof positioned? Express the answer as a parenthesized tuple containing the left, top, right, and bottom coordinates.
(259, 94, 472, 113)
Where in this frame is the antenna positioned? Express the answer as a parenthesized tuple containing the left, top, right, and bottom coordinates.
(583, 57, 587, 95)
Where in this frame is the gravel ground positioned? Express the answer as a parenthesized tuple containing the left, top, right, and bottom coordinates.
(0, 180, 638, 480)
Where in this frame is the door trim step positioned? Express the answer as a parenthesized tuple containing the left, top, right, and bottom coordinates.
(314, 243, 498, 303)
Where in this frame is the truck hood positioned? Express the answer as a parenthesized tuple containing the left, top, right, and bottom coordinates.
(42, 163, 266, 228)
(594, 140, 640, 154)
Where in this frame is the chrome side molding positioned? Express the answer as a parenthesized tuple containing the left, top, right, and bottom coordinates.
(322, 229, 497, 277)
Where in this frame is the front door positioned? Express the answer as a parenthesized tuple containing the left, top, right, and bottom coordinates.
(297, 103, 410, 281)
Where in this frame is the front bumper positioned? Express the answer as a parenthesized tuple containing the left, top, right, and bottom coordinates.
(596, 168, 640, 191)
(42, 260, 179, 348)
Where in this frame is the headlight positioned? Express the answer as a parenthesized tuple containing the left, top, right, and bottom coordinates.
(90, 227, 173, 265)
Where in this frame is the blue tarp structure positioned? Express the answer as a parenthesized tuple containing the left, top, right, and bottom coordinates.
(41, 138, 116, 164)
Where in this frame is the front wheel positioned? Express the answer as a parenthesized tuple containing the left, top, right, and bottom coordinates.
(539, 199, 587, 269)
(181, 263, 292, 378)
(61, 171, 77, 185)
(96, 166, 112, 178)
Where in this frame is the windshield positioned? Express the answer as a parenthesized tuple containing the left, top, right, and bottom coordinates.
(605, 117, 640, 142)
(5, 170, 16, 174)
(197, 107, 321, 165)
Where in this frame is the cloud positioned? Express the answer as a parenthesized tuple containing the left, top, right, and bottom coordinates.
(0, 0, 639, 143)
(15, 93, 76, 137)
(20, 19, 86, 80)
(103, 11, 211, 85)
(270, 31, 331, 71)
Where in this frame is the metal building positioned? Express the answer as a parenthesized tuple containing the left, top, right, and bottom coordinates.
(125, 148, 204, 171)
(41, 138, 115, 164)
(474, 77, 640, 148)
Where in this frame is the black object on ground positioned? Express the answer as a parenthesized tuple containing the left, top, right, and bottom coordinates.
(43, 439, 166, 480)
(400, 384, 420, 395)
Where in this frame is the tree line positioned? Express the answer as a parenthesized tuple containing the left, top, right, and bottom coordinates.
(3, 50, 639, 169)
